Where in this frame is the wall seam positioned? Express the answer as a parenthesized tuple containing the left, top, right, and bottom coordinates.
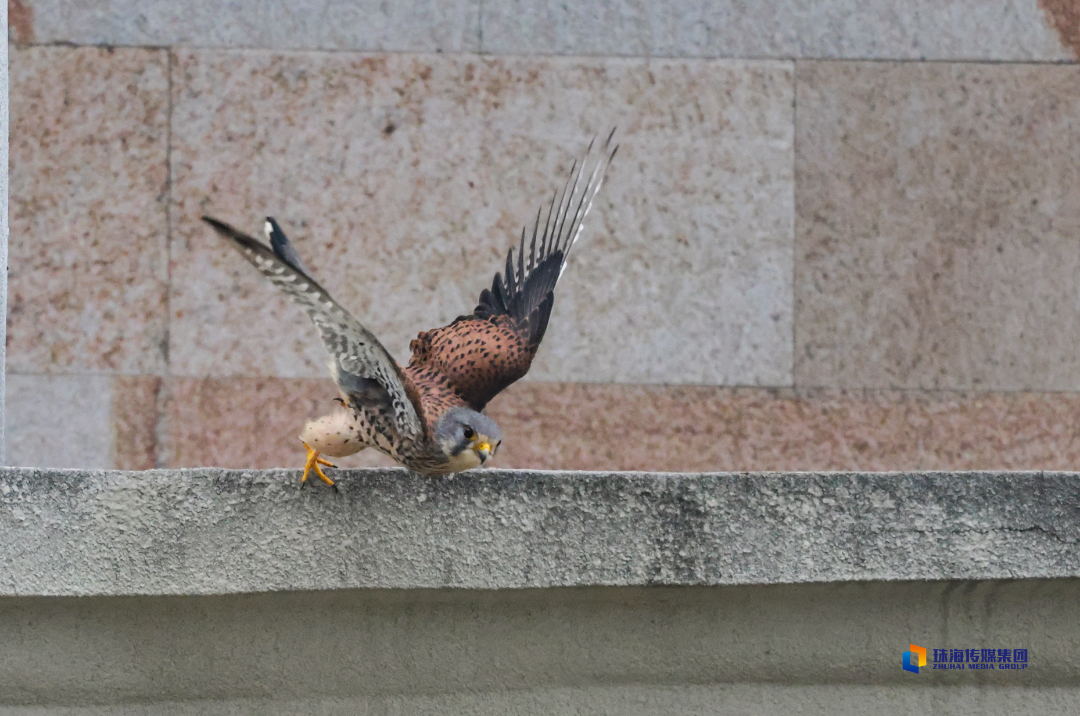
(0, 3, 10, 464)
(790, 59, 800, 392)
(477, 0, 485, 54)
(155, 48, 176, 469)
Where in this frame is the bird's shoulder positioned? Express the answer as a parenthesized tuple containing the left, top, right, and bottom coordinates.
(401, 356, 473, 430)
(406, 314, 535, 412)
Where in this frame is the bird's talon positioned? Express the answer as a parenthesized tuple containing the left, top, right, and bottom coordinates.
(302, 443, 336, 489)
(314, 465, 335, 488)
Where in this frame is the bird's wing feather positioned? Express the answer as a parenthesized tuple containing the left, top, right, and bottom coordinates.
(408, 131, 617, 412)
(263, 216, 310, 275)
(202, 216, 423, 439)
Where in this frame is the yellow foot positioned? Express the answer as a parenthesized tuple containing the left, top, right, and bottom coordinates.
(302, 442, 338, 490)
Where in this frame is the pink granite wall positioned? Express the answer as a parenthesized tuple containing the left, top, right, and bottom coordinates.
(8, 1, 1080, 472)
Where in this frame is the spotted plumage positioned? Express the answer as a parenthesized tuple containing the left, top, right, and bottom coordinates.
(202, 132, 616, 484)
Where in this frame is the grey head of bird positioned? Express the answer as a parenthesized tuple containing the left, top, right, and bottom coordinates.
(433, 406, 503, 472)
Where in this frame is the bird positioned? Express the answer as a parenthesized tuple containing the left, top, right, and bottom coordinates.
(202, 131, 617, 488)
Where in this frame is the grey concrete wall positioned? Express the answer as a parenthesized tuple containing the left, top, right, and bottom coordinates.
(1, 467, 1079, 713)
(1, 581, 1079, 714)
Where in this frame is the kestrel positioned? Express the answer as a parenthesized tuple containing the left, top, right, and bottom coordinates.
(202, 133, 616, 487)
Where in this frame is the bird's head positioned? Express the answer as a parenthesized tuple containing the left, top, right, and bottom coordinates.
(433, 406, 503, 472)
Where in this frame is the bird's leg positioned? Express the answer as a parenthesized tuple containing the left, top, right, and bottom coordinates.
(301, 442, 337, 489)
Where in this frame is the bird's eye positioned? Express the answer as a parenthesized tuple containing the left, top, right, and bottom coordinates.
(463, 427, 475, 439)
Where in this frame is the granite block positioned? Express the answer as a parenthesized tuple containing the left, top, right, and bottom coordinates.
(795, 61, 1080, 392)
(9, 0, 480, 53)
(164, 377, 396, 469)
(9, 0, 33, 45)
(1041, 0, 1080, 58)
(112, 375, 161, 470)
(481, 0, 1070, 61)
(488, 383, 1080, 472)
(8, 46, 169, 374)
(148, 376, 1080, 474)
(0, 6, 9, 463)
(5, 374, 113, 468)
(170, 50, 794, 386)
(9, 0, 1073, 62)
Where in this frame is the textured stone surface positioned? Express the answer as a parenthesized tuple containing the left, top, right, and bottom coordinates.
(482, 0, 1069, 61)
(136, 377, 1080, 473)
(0, 582, 1078, 709)
(1041, 0, 1080, 59)
(3, 685, 1074, 716)
(2, 467, 1078, 595)
(1, 7, 9, 463)
(20, 375, 1080, 473)
(5, 375, 113, 468)
(9, 0, 480, 53)
(111, 376, 161, 471)
(488, 383, 1080, 472)
(8, 0, 33, 44)
(10, 0, 1070, 62)
(163, 377, 396, 469)
(1041, 0, 1080, 58)
(170, 50, 793, 386)
(8, 47, 169, 375)
(796, 62, 1080, 392)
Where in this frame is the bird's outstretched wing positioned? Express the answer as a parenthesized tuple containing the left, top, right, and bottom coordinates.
(202, 216, 423, 439)
(407, 131, 618, 411)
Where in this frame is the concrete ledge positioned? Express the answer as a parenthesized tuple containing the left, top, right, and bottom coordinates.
(2, 468, 1079, 596)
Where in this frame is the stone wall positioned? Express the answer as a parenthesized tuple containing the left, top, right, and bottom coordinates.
(7, 1, 1080, 473)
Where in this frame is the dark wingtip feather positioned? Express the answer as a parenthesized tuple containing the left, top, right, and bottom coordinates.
(203, 214, 334, 297)
(469, 133, 616, 345)
(202, 215, 241, 239)
(264, 216, 311, 275)
(504, 249, 516, 298)
(202, 215, 261, 252)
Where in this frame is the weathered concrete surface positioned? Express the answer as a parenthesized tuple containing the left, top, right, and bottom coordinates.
(3, 686, 1080, 716)
(0, 582, 1079, 711)
(2, 468, 1078, 596)
(3, 470, 1080, 713)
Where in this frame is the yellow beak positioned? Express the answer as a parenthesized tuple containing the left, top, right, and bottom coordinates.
(475, 441, 492, 464)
